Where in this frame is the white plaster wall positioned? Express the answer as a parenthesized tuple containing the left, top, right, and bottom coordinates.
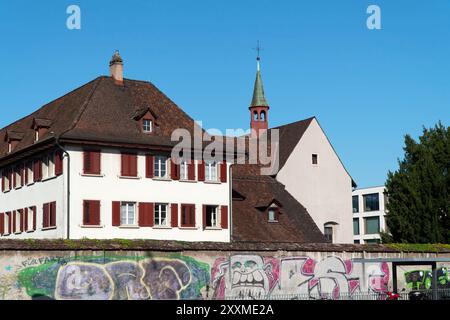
(352, 186, 387, 244)
(276, 118, 353, 243)
(67, 146, 231, 242)
(0, 169, 65, 239)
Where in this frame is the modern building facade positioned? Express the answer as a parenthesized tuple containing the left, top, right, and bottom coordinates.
(352, 186, 387, 244)
(0, 51, 354, 243)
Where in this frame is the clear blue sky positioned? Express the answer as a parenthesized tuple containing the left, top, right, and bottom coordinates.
(0, 0, 448, 188)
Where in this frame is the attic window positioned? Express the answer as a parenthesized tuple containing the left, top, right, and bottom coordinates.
(312, 154, 318, 165)
(268, 208, 278, 222)
(143, 119, 153, 133)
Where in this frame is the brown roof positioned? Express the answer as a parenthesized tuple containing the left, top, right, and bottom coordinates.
(231, 165, 326, 243)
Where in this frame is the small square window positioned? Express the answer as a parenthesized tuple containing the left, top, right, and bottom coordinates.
(205, 205, 219, 228)
(143, 119, 153, 133)
(312, 154, 318, 165)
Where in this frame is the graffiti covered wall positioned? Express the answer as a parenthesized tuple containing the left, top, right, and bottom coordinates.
(0, 250, 448, 300)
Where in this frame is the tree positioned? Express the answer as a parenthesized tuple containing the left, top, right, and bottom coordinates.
(383, 122, 449, 243)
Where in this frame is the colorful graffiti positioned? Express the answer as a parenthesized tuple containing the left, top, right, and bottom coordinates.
(17, 255, 210, 300)
(404, 267, 450, 290)
(211, 255, 390, 300)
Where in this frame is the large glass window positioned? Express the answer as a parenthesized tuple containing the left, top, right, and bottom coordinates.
(154, 203, 168, 227)
(154, 156, 167, 178)
(120, 202, 136, 226)
(364, 216, 380, 234)
(205, 161, 217, 181)
(352, 196, 359, 213)
(353, 218, 360, 235)
(363, 193, 380, 212)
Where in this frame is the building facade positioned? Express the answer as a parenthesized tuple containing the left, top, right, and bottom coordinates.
(352, 186, 387, 244)
(0, 51, 355, 243)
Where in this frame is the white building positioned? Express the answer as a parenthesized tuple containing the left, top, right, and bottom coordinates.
(0, 52, 355, 243)
(352, 186, 387, 244)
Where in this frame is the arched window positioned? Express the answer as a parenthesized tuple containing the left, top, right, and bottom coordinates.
(253, 111, 259, 121)
(260, 111, 266, 121)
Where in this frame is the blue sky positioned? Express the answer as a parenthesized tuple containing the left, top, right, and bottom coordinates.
(0, 0, 448, 188)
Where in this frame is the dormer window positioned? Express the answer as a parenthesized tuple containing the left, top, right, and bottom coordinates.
(31, 118, 52, 142)
(268, 209, 277, 222)
(143, 119, 153, 133)
(7, 142, 12, 153)
(35, 130, 39, 142)
(4, 131, 24, 154)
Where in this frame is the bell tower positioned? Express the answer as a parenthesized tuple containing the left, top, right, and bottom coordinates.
(249, 45, 269, 137)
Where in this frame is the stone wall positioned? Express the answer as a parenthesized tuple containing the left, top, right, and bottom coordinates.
(0, 245, 449, 300)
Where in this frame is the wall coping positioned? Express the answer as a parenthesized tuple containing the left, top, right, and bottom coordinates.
(0, 240, 449, 253)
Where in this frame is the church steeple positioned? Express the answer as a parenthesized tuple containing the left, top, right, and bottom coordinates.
(249, 44, 269, 137)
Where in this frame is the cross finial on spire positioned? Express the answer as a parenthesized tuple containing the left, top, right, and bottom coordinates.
(253, 41, 263, 71)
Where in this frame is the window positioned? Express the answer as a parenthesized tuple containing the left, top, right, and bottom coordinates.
(365, 239, 381, 244)
(35, 130, 39, 142)
(15, 210, 22, 233)
(143, 119, 153, 133)
(253, 111, 258, 121)
(27, 163, 33, 184)
(324, 226, 333, 242)
(154, 156, 167, 178)
(42, 155, 54, 179)
(268, 208, 277, 222)
(205, 161, 217, 181)
(260, 111, 266, 121)
(205, 205, 219, 228)
(43, 202, 56, 229)
(7, 142, 12, 153)
(180, 160, 188, 180)
(181, 204, 195, 227)
(364, 216, 380, 234)
(4, 213, 10, 234)
(83, 150, 101, 175)
(27, 207, 35, 232)
(312, 154, 318, 165)
(120, 202, 136, 226)
(354, 240, 360, 244)
(363, 193, 380, 212)
(14, 169, 21, 189)
(83, 200, 101, 226)
(352, 195, 359, 213)
(353, 218, 360, 235)
(121, 153, 138, 177)
(154, 203, 168, 227)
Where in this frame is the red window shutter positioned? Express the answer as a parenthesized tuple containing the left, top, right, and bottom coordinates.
(171, 160, 180, 180)
(43, 203, 49, 228)
(24, 208, 28, 232)
(191, 205, 196, 227)
(34, 159, 42, 182)
(92, 201, 100, 225)
(32, 207, 36, 231)
(221, 205, 228, 229)
(148, 203, 154, 227)
(112, 201, 121, 226)
(12, 211, 16, 233)
(93, 151, 101, 175)
(198, 161, 205, 181)
(50, 202, 56, 227)
(8, 212, 12, 234)
(121, 154, 128, 176)
(13, 170, 16, 188)
(19, 210, 24, 232)
(188, 161, 195, 180)
(83, 151, 90, 174)
(220, 161, 227, 183)
(9, 171, 12, 189)
(0, 213, 4, 235)
(24, 164, 29, 185)
(146, 155, 154, 178)
(20, 166, 24, 186)
(129, 154, 137, 177)
(202, 205, 207, 229)
(2, 173, 5, 192)
(55, 151, 63, 176)
(138, 202, 153, 227)
(171, 204, 178, 227)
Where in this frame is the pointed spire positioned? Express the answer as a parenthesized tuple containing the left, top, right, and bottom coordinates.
(250, 58, 269, 107)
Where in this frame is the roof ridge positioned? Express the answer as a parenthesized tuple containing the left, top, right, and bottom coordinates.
(270, 116, 315, 130)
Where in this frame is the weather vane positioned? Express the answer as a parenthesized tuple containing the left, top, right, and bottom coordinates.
(253, 40, 263, 61)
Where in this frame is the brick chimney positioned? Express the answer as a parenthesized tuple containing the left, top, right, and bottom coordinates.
(109, 50, 124, 85)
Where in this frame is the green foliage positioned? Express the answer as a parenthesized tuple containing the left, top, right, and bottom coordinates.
(385, 243, 450, 252)
(385, 122, 450, 243)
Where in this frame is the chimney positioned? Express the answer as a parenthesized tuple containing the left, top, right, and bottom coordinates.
(109, 50, 124, 85)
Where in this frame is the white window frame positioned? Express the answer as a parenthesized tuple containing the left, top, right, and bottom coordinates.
(180, 160, 188, 180)
(4, 214, 10, 235)
(154, 203, 168, 227)
(143, 119, 153, 133)
(154, 156, 167, 178)
(205, 161, 217, 181)
(205, 205, 219, 228)
(15, 210, 22, 233)
(120, 202, 136, 226)
(27, 208, 34, 232)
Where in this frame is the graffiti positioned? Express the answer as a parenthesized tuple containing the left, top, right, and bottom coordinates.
(212, 255, 390, 300)
(17, 256, 209, 300)
(405, 267, 450, 290)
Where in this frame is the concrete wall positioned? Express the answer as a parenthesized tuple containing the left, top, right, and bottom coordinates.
(0, 249, 448, 300)
(276, 118, 354, 243)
